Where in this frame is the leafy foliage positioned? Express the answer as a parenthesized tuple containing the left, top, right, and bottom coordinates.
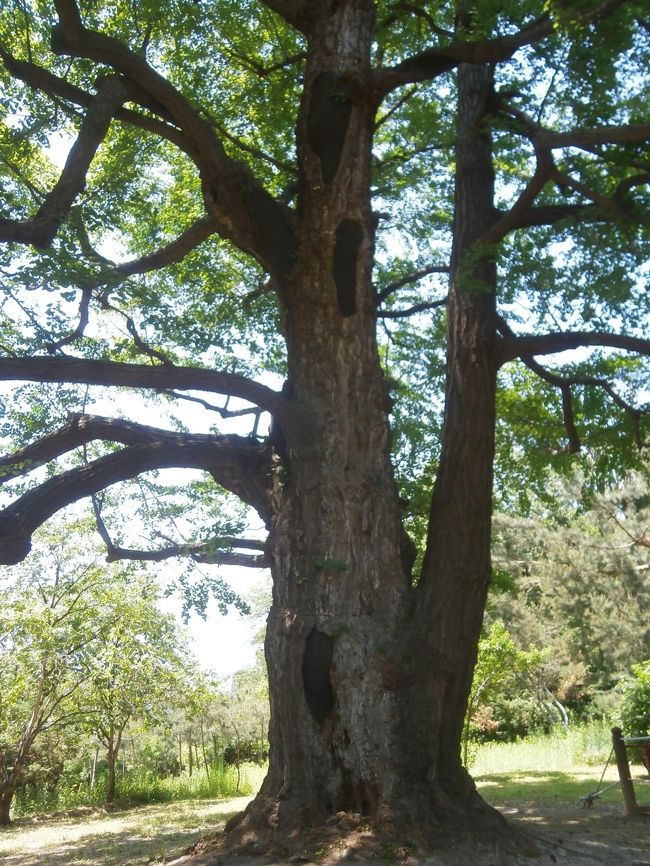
(618, 659, 650, 738)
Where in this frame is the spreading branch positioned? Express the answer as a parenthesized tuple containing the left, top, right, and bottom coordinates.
(0, 49, 191, 152)
(0, 357, 297, 426)
(380, 2, 452, 39)
(0, 422, 272, 564)
(257, 0, 314, 32)
(535, 123, 650, 151)
(91, 499, 269, 565)
(499, 330, 650, 364)
(0, 76, 126, 248)
(103, 543, 270, 567)
(379, 298, 447, 319)
(374, 0, 626, 93)
(43, 215, 217, 356)
(45, 285, 93, 353)
(376, 264, 450, 303)
(50, 0, 297, 280)
(497, 318, 646, 453)
(0, 413, 213, 483)
(115, 217, 218, 276)
(219, 42, 306, 80)
(484, 109, 650, 241)
(374, 15, 555, 92)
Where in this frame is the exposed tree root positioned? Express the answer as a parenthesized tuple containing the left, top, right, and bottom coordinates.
(169, 795, 538, 866)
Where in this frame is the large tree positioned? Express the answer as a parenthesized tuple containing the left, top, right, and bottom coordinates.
(0, 0, 649, 856)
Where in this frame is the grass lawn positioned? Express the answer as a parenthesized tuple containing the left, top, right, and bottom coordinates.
(473, 722, 649, 809)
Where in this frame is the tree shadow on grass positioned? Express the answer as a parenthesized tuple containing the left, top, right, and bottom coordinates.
(477, 771, 650, 865)
(0, 800, 246, 866)
(476, 769, 650, 808)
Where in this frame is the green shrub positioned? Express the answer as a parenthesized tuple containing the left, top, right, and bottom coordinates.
(618, 660, 650, 737)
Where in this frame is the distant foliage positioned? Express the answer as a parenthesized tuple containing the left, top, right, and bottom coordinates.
(489, 473, 650, 724)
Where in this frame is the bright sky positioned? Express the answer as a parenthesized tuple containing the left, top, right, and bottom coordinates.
(159, 567, 270, 679)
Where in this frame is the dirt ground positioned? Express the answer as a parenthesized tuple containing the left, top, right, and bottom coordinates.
(170, 802, 650, 866)
(0, 796, 647, 866)
(495, 801, 649, 866)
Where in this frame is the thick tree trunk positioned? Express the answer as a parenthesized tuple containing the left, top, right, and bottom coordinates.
(227, 7, 505, 855)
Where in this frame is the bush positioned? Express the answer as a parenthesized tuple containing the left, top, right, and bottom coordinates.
(618, 659, 650, 737)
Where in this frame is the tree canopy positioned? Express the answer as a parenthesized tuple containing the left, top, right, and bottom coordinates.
(0, 1, 647, 564)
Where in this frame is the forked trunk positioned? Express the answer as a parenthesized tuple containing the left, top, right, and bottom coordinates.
(227, 8, 504, 853)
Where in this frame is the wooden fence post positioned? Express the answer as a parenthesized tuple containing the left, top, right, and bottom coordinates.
(611, 727, 639, 817)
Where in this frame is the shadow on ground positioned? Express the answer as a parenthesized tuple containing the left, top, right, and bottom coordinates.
(477, 768, 650, 807)
(0, 799, 249, 866)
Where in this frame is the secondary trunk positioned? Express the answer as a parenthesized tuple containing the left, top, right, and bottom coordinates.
(228, 6, 503, 853)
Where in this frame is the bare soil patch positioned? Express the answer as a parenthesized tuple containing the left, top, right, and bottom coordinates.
(0, 797, 250, 866)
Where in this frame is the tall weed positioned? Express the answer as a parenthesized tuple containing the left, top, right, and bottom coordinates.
(472, 720, 613, 775)
(12, 762, 266, 818)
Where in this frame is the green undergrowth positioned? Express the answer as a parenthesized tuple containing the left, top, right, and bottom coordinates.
(472, 721, 637, 807)
(12, 762, 266, 819)
(473, 720, 613, 775)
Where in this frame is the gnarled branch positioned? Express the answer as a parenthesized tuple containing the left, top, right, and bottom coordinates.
(0, 426, 272, 564)
(50, 0, 297, 281)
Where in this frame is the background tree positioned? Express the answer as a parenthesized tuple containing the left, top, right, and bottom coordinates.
(78, 573, 192, 804)
(491, 473, 650, 706)
(462, 621, 545, 766)
(0, 0, 648, 856)
(0, 523, 106, 824)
